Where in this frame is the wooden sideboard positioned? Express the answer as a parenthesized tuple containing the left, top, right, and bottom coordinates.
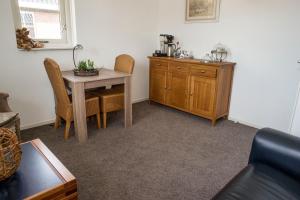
(148, 56, 235, 125)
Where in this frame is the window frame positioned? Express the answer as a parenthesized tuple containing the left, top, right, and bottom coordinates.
(12, 0, 75, 49)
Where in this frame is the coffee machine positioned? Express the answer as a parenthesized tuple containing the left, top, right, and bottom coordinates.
(153, 34, 176, 57)
(161, 34, 176, 57)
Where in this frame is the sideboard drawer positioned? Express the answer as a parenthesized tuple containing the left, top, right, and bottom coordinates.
(150, 60, 168, 71)
(169, 62, 189, 73)
(190, 65, 217, 78)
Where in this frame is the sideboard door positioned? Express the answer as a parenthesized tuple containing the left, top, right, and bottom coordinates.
(189, 76, 216, 117)
(166, 71, 189, 110)
(150, 68, 167, 104)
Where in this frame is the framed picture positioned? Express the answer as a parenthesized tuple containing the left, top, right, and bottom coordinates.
(186, 0, 220, 22)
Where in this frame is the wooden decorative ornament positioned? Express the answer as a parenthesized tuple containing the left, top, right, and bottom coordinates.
(15, 27, 44, 50)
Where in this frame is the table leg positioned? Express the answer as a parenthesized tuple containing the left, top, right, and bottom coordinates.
(124, 76, 132, 128)
(72, 82, 88, 143)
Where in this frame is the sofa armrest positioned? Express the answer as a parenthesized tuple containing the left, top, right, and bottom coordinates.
(249, 128, 300, 179)
(0, 92, 12, 112)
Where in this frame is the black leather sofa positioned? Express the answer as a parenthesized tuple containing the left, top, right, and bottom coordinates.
(213, 128, 300, 200)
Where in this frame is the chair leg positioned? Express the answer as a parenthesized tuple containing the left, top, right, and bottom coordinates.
(64, 120, 71, 140)
(96, 113, 101, 129)
(103, 112, 107, 129)
(54, 115, 61, 129)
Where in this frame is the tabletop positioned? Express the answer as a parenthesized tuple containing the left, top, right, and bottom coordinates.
(0, 112, 18, 126)
(62, 68, 131, 83)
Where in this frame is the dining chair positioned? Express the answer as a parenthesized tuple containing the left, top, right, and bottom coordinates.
(89, 54, 135, 128)
(44, 58, 101, 139)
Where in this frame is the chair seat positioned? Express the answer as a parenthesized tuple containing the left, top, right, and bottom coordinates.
(89, 85, 123, 96)
(111, 84, 124, 92)
(88, 88, 124, 113)
(67, 94, 99, 117)
(213, 163, 300, 200)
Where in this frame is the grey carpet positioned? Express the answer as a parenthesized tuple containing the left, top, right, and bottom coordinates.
(22, 101, 257, 200)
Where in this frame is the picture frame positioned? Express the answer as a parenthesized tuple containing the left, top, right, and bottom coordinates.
(186, 0, 220, 23)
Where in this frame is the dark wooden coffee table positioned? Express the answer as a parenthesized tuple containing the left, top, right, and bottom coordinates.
(0, 139, 78, 200)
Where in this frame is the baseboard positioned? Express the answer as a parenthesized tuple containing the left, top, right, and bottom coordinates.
(133, 97, 149, 104)
(136, 99, 262, 130)
(228, 117, 263, 129)
(21, 119, 55, 130)
(23, 99, 265, 132)
(21, 98, 149, 130)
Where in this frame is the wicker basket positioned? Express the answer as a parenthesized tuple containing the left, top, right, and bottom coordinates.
(0, 128, 22, 181)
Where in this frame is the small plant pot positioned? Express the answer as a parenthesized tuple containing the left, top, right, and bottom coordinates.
(73, 69, 99, 77)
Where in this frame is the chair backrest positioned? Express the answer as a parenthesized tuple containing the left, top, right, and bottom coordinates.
(44, 58, 70, 106)
(114, 54, 135, 74)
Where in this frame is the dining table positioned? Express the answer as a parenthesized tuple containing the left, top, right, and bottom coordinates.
(62, 68, 132, 143)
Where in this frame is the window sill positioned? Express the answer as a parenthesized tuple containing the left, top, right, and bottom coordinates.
(17, 46, 74, 51)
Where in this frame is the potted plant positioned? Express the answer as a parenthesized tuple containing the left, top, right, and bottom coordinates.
(73, 59, 99, 76)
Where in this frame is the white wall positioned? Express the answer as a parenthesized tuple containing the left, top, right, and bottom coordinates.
(290, 83, 300, 137)
(157, 0, 300, 132)
(0, 0, 158, 129)
(1, 0, 300, 132)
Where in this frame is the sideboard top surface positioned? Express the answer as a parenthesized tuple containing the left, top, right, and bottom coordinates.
(148, 56, 236, 67)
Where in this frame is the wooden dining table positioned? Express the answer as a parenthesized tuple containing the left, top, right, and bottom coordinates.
(62, 68, 132, 143)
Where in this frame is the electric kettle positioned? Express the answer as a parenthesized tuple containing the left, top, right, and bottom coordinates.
(167, 43, 176, 57)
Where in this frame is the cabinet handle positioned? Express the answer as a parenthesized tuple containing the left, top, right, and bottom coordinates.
(200, 70, 206, 73)
(157, 64, 161, 66)
(177, 66, 182, 69)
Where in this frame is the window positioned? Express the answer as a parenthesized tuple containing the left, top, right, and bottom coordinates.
(12, 0, 75, 48)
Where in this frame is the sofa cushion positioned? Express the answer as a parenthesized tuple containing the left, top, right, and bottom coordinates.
(213, 164, 300, 200)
